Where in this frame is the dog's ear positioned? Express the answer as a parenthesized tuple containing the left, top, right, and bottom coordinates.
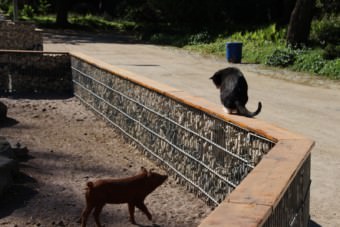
(147, 168, 155, 177)
(140, 166, 148, 174)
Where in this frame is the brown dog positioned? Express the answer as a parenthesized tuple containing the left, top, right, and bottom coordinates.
(80, 167, 168, 227)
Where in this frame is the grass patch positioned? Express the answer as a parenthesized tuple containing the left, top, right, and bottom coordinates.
(184, 24, 286, 64)
(183, 24, 339, 79)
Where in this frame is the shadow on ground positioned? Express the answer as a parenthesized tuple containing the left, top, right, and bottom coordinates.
(0, 117, 19, 128)
(0, 171, 38, 218)
(1, 92, 74, 100)
(42, 29, 139, 45)
(310, 220, 322, 227)
(0, 149, 138, 226)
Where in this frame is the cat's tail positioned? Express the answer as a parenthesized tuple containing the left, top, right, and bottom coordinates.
(235, 101, 262, 118)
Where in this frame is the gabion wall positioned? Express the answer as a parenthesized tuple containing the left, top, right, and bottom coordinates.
(0, 21, 42, 50)
(263, 155, 311, 227)
(71, 56, 275, 206)
(0, 51, 72, 95)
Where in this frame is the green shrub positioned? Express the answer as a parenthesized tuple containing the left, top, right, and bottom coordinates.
(265, 48, 297, 67)
(241, 41, 280, 64)
(226, 24, 286, 44)
(323, 44, 340, 60)
(37, 0, 51, 15)
(6, 4, 13, 17)
(0, 0, 10, 12)
(184, 24, 286, 64)
(319, 59, 340, 79)
(310, 16, 340, 45)
(188, 31, 211, 45)
(292, 52, 326, 73)
(21, 4, 35, 18)
(149, 33, 185, 45)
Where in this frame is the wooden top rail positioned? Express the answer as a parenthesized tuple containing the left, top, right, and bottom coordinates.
(68, 51, 314, 226)
(0, 50, 68, 55)
(69, 51, 307, 142)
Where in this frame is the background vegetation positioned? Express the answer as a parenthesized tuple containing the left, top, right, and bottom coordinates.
(0, 0, 339, 79)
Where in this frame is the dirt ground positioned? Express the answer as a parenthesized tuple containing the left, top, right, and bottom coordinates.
(0, 97, 212, 227)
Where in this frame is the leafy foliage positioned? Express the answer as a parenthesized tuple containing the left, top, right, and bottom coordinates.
(319, 59, 340, 79)
(0, 0, 10, 12)
(188, 32, 212, 45)
(322, 44, 340, 60)
(265, 48, 297, 67)
(185, 24, 286, 63)
(37, 0, 51, 15)
(292, 51, 326, 73)
(21, 5, 35, 18)
(310, 15, 340, 45)
(316, 0, 340, 15)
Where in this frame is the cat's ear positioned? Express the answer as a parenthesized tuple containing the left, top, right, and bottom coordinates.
(210, 73, 222, 87)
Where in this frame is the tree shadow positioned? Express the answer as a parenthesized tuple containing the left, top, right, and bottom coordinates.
(1, 92, 74, 100)
(135, 223, 162, 227)
(0, 117, 19, 128)
(0, 171, 38, 218)
(42, 29, 139, 45)
(310, 219, 322, 227)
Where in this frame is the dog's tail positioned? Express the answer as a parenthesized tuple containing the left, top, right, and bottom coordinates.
(235, 101, 262, 118)
(85, 181, 94, 191)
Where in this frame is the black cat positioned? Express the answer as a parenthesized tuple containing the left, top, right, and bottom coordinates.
(210, 67, 262, 118)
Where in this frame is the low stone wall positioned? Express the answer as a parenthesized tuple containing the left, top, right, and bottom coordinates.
(0, 20, 43, 50)
(0, 51, 73, 95)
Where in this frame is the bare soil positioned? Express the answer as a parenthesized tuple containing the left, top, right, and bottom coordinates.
(0, 97, 212, 227)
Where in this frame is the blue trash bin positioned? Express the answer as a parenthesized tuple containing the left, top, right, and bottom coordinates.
(226, 42, 243, 63)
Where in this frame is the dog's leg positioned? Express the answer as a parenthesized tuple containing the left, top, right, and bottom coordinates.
(93, 203, 105, 227)
(136, 201, 152, 221)
(81, 204, 94, 227)
(128, 202, 136, 224)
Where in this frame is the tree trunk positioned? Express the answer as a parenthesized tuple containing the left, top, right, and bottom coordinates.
(287, 0, 315, 46)
(56, 0, 70, 27)
(273, 0, 296, 25)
